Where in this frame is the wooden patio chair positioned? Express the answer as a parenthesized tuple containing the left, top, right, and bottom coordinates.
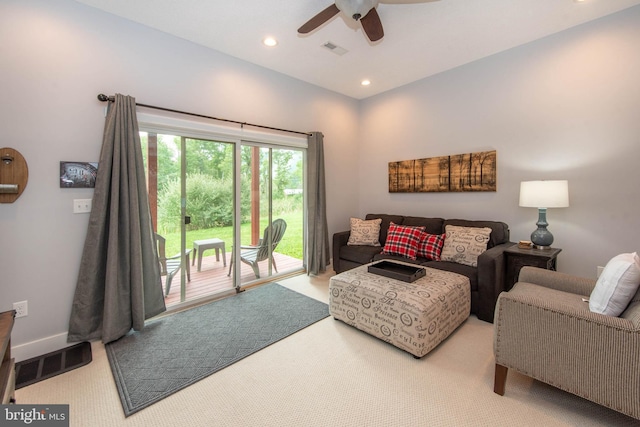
(155, 233, 191, 296)
(228, 219, 287, 279)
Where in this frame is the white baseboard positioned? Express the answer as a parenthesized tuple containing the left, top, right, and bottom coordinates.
(11, 332, 71, 363)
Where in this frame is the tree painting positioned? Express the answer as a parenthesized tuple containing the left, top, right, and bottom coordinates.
(388, 150, 496, 193)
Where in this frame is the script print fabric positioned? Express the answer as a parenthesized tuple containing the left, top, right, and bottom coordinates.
(347, 217, 383, 246)
(440, 225, 492, 267)
(329, 263, 470, 358)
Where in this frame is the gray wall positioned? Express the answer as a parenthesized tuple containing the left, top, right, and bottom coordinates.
(358, 6, 640, 278)
(2, 1, 639, 359)
(0, 0, 359, 359)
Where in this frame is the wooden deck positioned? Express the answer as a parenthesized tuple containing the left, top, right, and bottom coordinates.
(162, 252, 304, 306)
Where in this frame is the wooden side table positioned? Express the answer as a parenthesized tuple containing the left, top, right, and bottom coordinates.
(505, 246, 562, 290)
(0, 310, 16, 404)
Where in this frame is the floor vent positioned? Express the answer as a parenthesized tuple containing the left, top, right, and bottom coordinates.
(322, 41, 348, 56)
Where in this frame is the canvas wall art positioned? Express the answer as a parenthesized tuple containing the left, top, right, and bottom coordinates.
(389, 150, 496, 193)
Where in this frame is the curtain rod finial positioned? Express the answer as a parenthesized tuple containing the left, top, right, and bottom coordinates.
(97, 94, 111, 102)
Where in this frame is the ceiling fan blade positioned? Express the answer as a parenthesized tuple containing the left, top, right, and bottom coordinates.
(360, 7, 384, 42)
(298, 4, 341, 34)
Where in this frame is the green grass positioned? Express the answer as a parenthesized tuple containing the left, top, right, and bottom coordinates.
(161, 210, 303, 259)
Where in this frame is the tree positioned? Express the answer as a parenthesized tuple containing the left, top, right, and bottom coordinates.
(155, 136, 180, 191)
(438, 157, 449, 188)
(272, 149, 294, 198)
(391, 162, 400, 191)
(186, 139, 233, 180)
(453, 154, 465, 190)
(420, 158, 429, 190)
(475, 151, 491, 186)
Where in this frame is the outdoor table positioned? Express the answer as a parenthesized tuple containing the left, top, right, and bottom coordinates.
(192, 238, 226, 271)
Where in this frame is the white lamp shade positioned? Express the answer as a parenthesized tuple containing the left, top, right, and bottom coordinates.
(519, 180, 569, 208)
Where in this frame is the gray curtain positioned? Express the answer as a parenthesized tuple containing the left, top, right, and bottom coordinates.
(306, 131, 330, 275)
(68, 94, 165, 344)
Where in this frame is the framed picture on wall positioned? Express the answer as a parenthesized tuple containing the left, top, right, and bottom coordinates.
(60, 161, 98, 188)
(389, 150, 496, 193)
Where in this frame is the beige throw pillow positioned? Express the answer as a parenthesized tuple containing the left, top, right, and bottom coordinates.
(347, 217, 382, 246)
(440, 225, 492, 267)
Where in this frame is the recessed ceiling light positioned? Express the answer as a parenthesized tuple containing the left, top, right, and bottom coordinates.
(263, 37, 278, 47)
(361, 79, 371, 86)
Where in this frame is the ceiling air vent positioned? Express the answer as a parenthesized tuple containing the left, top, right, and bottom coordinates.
(322, 41, 348, 56)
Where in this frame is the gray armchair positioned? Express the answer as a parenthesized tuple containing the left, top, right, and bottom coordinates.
(493, 266, 640, 420)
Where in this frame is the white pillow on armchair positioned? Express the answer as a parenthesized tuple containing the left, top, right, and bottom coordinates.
(589, 252, 640, 316)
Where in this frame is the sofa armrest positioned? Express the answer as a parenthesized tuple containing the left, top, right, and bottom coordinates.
(518, 266, 595, 296)
(475, 242, 513, 322)
(332, 230, 351, 273)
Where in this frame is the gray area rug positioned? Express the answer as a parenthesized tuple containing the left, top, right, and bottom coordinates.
(106, 283, 329, 416)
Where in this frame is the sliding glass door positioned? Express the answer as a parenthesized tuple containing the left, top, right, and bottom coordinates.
(141, 132, 236, 305)
(235, 144, 304, 287)
(140, 131, 305, 307)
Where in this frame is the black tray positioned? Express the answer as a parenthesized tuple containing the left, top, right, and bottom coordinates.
(367, 261, 426, 283)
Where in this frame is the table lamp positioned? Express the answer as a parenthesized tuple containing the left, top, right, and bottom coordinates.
(519, 180, 569, 249)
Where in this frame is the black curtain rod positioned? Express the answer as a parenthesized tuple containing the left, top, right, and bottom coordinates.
(97, 94, 311, 137)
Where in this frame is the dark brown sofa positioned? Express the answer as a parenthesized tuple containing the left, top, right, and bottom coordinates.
(332, 214, 513, 323)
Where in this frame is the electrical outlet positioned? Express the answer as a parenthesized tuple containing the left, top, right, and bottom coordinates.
(73, 199, 92, 214)
(13, 300, 28, 318)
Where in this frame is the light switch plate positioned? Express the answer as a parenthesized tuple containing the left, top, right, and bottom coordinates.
(73, 199, 92, 214)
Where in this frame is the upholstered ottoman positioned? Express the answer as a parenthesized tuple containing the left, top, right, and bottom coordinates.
(329, 263, 471, 358)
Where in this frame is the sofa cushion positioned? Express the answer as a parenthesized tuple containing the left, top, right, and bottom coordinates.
(421, 261, 479, 292)
(365, 214, 405, 245)
(417, 232, 445, 261)
(340, 244, 382, 265)
(441, 225, 492, 267)
(382, 222, 425, 260)
(443, 219, 509, 248)
(402, 216, 444, 235)
(347, 217, 382, 246)
(589, 252, 640, 316)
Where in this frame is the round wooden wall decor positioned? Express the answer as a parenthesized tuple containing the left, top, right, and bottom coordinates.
(0, 147, 29, 203)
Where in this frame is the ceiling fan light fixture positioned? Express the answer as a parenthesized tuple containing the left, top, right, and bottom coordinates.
(298, 0, 384, 42)
(335, 0, 379, 21)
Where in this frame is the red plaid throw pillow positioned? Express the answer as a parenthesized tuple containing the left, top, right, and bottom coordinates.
(382, 223, 426, 260)
(417, 232, 445, 261)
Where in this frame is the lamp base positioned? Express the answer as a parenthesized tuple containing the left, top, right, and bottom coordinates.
(533, 244, 552, 250)
(530, 208, 554, 249)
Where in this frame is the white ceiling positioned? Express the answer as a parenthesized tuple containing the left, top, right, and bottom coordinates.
(74, 0, 640, 99)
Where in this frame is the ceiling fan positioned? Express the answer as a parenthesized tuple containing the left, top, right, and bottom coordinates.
(298, 0, 384, 42)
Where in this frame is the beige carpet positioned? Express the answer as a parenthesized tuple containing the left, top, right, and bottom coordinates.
(16, 272, 639, 427)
